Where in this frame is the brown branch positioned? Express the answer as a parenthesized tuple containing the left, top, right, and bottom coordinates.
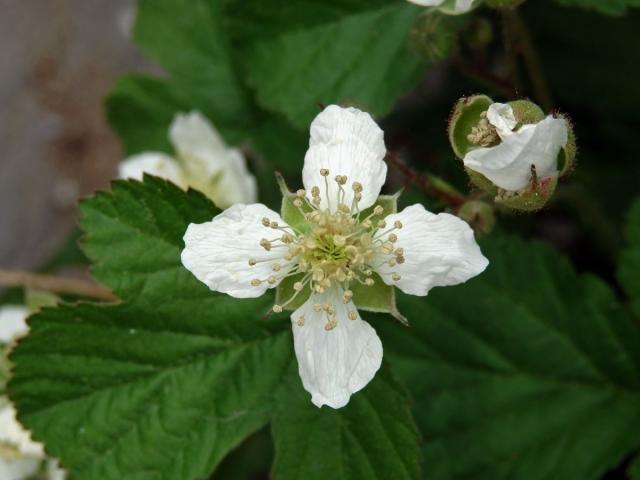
(0, 270, 116, 302)
(386, 153, 466, 209)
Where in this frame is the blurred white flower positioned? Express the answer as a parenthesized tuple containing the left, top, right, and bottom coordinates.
(463, 103, 569, 191)
(0, 306, 66, 480)
(119, 112, 257, 208)
(0, 306, 28, 344)
(181, 105, 488, 409)
(407, 0, 475, 14)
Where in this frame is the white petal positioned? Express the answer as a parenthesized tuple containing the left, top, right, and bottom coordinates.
(170, 112, 257, 208)
(0, 403, 44, 458)
(169, 111, 228, 178)
(302, 105, 387, 212)
(118, 153, 183, 186)
(406, 0, 445, 5)
(181, 204, 295, 298)
(47, 460, 67, 480)
(463, 116, 568, 191)
(0, 306, 28, 343)
(453, 0, 475, 12)
(487, 103, 517, 140)
(0, 458, 41, 480)
(209, 148, 258, 207)
(374, 204, 488, 296)
(291, 287, 383, 409)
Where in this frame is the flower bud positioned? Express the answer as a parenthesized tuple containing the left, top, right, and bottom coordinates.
(457, 201, 496, 235)
(410, 12, 457, 62)
(450, 95, 576, 211)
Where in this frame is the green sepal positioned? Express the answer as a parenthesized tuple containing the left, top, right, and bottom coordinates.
(448, 94, 493, 158)
(507, 99, 545, 125)
(277, 191, 403, 319)
(496, 173, 559, 212)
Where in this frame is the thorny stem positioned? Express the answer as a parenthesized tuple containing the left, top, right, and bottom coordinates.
(502, 8, 553, 111)
(0, 270, 116, 301)
(386, 153, 466, 209)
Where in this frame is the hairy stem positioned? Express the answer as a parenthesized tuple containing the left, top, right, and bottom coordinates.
(0, 270, 116, 301)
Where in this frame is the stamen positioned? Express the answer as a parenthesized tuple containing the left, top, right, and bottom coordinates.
(260, 238, 271, 251)
(324, 318, 338, 331)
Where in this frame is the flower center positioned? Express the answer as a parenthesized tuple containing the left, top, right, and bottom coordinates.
(467, 111, 499, 147)
(248, 170, 405, 331)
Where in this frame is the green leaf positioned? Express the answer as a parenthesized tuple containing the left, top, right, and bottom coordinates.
(271, 364, 421, 480)
(11, 178, 294, 479)
(236, 1, 425, 128)
(79, 176, 217, 303)
(377, 234, 640, 480)
(10, 300, 292, 480)
(619, 198, 640, 316)
(134, 0, 253, 127)
(629, 452, 640, 480)
(554, 0, 640, 16)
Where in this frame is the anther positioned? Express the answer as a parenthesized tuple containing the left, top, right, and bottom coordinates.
(313, 303, 323, 312)
(296, 315, 305, 326)
(324, 319, 338, 331)
(392, 273, 401, 281)
(394, 220, 403, 229)
(267, 275, 277, 284)
(374, 205, 384, 215)
(388, 233, 397, 243)
(311, 186, 320, 197)
(296, 189, 306, 197)
(250, 279, 262, 286)
(335, 175, 347, 185)
(272, 264, 281, 272)
(259, 238, 271, 251)
(248, 258, 257, 266)
(352, 182, 363, 193)
(261, 217, 270, 227)
(348, 310, 358, 320)
(272, 305, 283, 313)
(293, 281, 303, 291)
(293, 198, 303, 208)
(364, 278, 375, 286)
(396, 255, 405, 264)
(320, 168, 330, 177)
(270, 221, 279, 228)
(377, 220, 387, 229)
